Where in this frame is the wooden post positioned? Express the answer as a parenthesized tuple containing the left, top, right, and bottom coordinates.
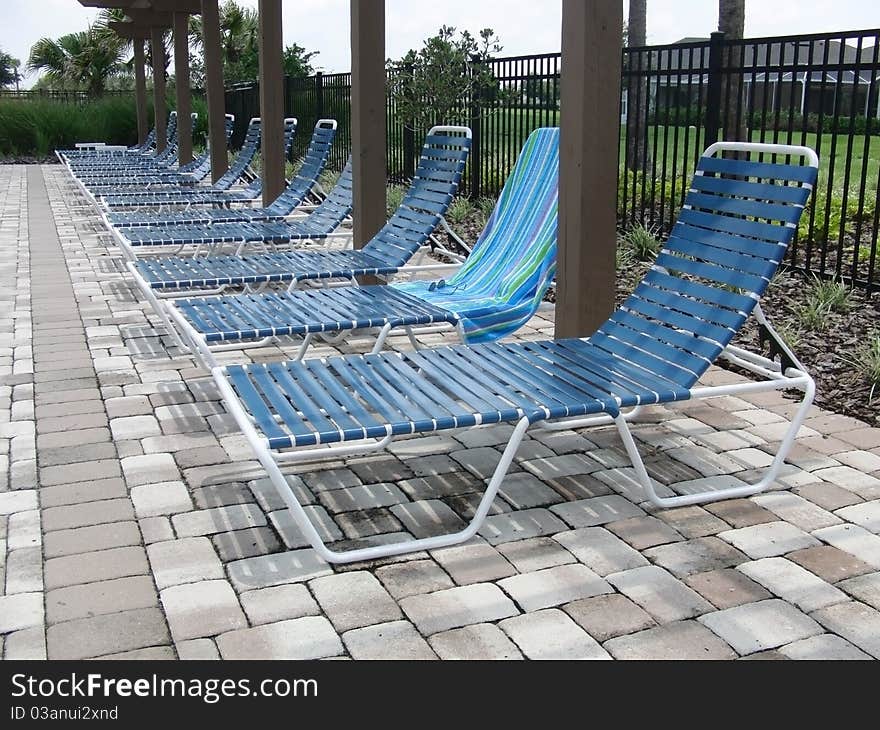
(133, 39, 149, 145)
(258, 0, 285, 207)
(150, 26, 168, 153)
(201, 0, 228, 182)
(350, 0, 387, 249)
(556, 0, 623, 339)
(173, 11, 192, 165)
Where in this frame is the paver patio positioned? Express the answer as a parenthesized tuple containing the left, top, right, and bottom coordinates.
(1, 163, 879, 660)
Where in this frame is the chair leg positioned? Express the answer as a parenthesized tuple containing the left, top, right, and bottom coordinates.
(251, 416, 532, 564)
(613, 373, 816, 508)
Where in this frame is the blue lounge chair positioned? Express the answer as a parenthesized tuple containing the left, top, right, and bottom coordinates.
(124, 128, 471, 348)
(59, 113, 169, 164)
(67, 111, 183, 173)
(104, 120, 337, 228)
(114, 125, 470, 260)
(97, 117, 281, 209)
(211, 141, 819, 564)
(82, 115, 235, 193)
(55, 122, 159, 163)
(167, 127, 558, 368)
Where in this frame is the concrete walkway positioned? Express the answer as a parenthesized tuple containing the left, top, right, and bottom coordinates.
(1, 163, 879, 660)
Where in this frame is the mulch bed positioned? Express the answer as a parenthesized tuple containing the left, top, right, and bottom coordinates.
(615, 259, 880, 427)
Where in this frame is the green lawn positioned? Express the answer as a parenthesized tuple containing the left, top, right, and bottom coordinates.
(388, 108, 879, 214)
(618, 124, 880, 200)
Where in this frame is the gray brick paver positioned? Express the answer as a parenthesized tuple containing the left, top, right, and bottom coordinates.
(604, 620, 737, 660)
(810, 601, 880, 658)
(500, 609, 610, 659)
(343, 621, 437, 660)
(428, 623, 523, 660)
(310, 571, 402, 633)
(699, 599, 823, 655)
(46, 607, 170, 660)
(400, 583, 519, 635)
(217, 616, 342, 660)
(44, 546, 149, 590)
(13, 166, 880, 661)
(46, 575, 158, 624)
(161, 580, 248, 642)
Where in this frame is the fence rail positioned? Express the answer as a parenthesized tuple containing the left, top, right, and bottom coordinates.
(0, 89, 132, 104)
(225, 27, 880, 289)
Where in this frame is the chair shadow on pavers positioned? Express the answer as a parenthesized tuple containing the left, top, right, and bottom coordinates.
(210, 141, 820, 565)
(96, 257, 129, 276)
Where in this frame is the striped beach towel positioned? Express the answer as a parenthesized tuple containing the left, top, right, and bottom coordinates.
(394, 127, 558, 343)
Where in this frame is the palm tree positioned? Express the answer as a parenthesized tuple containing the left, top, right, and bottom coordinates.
(0, 49, 21, 89)
(28, 20, 127, 97)
(28, 32, 89, 90)
(189, 1, 260, 84)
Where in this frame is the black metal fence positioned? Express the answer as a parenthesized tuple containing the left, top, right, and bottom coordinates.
(0, 89, 132, 104)
(225, 27, 880, 289)
(623, 28, 880, 289)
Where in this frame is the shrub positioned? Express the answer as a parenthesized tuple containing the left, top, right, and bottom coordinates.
(473, 196, 496, 229)
(0, 96, 143, 157)
(853, 335, 880, 403)
(0, 95, 213, 158)
(446, 196, 473, 225)
(775, 323, 802, 352)
(806, 275, 852, 314)
(621, 221, 662, 261)
(795, 296, 830, 330)
(386, 184, 406, 217)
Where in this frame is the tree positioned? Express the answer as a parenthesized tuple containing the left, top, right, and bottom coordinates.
(0, 50, 21, 89)
(283, 43, 319, 78)
(28, 16, 128, 97)
(719, 0, 747, 142)
(626, 0, 651, 172)
(188, 1, 317, 86)
(387, 25, 504, 131)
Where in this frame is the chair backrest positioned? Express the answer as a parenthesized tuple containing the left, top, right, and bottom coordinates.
(152, 111, 180, 166)
(179, 114, 234, 176)
(592, 142, 818, 390)
(265, 119, 337, 215)
(301, 157, 354, 234)
(362, 126, 472, 266)
(134, 125, 157, 152)
(165, 111, 178, 145)
(400, 127, 559, 343)
(213, 116, 267, 190)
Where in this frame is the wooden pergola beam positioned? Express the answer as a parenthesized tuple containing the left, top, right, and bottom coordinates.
(148, 0, 202, 12)
(78, 0, 140, 7)
(149, 25, 169, 152)
(107, 20, 151, 39)
(201, 0, 228, 182)
(124, 8, 173, 25)
(350, 0, 387, 251)
(258, 0, 285, 207)
(556, 0, 623, 338)
(133, 39, 149, 144)
(172, 10, 192, 164)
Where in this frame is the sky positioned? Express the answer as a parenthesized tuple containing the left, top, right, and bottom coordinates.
(2, 0, 880, 88)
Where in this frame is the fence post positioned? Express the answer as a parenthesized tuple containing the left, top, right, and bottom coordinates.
(469, 54, 483, 199)
(315, 72, 324, 119)
(401, 63, 416, 178)
(704, 31, 725, 145)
